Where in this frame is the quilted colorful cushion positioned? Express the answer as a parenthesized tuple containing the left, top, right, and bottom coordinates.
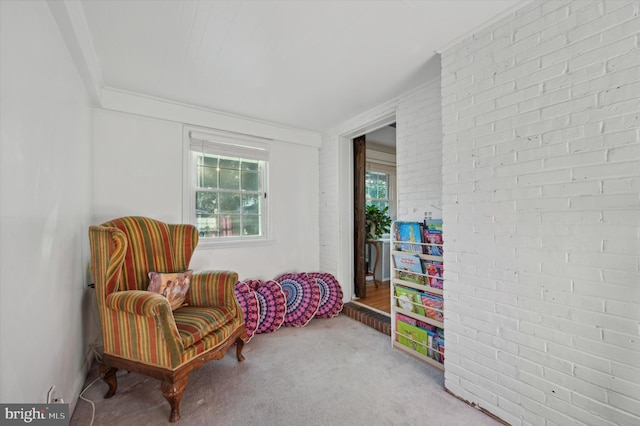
(234, 281, 260, 341)
(307, 272, 343, 318)
(172, 305, 236, 348)
(275, 273, 321, 327)
(245, 279, 286, 334)
(147, 270, 192, 311)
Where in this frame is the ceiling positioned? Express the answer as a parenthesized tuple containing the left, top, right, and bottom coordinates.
(80, 0, 522, 132)
(367, 124, 397, 152)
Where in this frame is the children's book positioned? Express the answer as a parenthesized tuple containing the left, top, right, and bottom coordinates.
(394, 252, 426, 285)
(394, 286, 426, 316)
(396, 313, 416, 326)
(422, 261, 444, 289)
(422, 219, 444, 257)
(397, 270, 426, 285)
(421, 293, 444, 322)
(397, 313, 437, 333)
(424, 219, 442, 232)
(396, 320, 429, 357)
(433, 336, 445, 363)
(393, 252, 422, 273)
(394, 221, 423, 253)
(426, 330, 435, 357)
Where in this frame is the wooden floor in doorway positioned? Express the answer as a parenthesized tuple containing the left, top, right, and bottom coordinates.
(358, 280, 391, 314)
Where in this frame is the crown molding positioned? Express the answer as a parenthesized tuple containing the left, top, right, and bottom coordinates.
(100, 88, 322, 148)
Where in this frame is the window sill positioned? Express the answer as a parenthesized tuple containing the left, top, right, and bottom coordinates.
(197, 237, 274, 249)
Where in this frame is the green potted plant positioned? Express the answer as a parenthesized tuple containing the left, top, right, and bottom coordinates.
(365, 204, 392, 240)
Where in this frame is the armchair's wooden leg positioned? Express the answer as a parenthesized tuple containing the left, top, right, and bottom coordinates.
(235, 337, 246, 362)
(161, 376, 189, 423)
(98, 365, 118, 399)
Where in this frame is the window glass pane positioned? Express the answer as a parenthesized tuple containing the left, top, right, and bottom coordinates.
(219, 157, 240, 190)
(242, 193, 261, 214)
(378, 177, 387, 199)
(241, 170, 259, 191)
(369, 174, 378, 198)
(365, 171, 390, 203)
(218, 215, 241, 236)
(219, 158, 240, 169)
(367, 172, 373, 186)
(195, 208, 217, 237)
(196, 220, 217, 238)
(203, 156, 218, 167)
(366, 184, 377, 200)
(198, 166, 217, 188)
(219, 192, 240, 213)
(241, 160, 259, 171)
(219, 163, 240, 189)
(197, 155, 218, 188)
(196, 191, 218, 214)
(216, 215, 231, 236)
(242, 215, 261, 236)
(374, 173, 385, 198)
(189, 134, 269, 241)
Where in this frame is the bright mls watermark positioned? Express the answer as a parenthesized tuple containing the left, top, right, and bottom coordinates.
(1, 404, 68, 425)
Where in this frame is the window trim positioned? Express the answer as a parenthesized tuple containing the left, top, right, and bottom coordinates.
(183, 126, 273, 247)
(365, 169, 395, 219)
(365, 170, 391, 207)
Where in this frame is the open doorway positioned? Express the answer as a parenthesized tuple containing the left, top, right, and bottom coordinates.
(352, 123, 396, 314)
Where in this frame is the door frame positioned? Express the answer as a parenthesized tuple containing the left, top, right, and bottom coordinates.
(353, 135, 367, 299)
(336, 112, 396, 302)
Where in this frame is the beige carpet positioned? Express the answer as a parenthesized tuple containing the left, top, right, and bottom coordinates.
(71, 315, 500, 425)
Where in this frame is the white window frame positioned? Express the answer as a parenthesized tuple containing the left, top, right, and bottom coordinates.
(183, 126, 272, 247)
(365, 152, 397, 220)
(365, 170, 392, 209)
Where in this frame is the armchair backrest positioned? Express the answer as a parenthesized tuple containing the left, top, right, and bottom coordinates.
(100, 216, 199, 292)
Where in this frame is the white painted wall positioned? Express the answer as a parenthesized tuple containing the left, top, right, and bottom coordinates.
(396, 77, 443, 222)
(319, 126, 342, 280)
(93, 107, 320, 280)
(441, 1, 640, 424)
(0, 0, 94, 408)
(93, 109, 183, 223)
(320, 74, 442, 300)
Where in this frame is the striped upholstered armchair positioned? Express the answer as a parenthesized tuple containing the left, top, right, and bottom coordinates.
(88, 216, 246, 422)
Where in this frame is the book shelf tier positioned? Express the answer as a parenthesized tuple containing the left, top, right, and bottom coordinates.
(390, 220, 445, 370)
(391, 275, 444, 295)
(394, 306, 444, 329)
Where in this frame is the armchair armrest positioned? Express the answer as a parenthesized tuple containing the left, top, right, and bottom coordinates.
(188, 270, 239, 308)
(103, 290, 184, 367)
(105, 290, 172, 317)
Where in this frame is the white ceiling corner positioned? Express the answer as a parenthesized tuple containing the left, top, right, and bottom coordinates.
(47, 0, 104, 104)
(67, 0, 523, 131)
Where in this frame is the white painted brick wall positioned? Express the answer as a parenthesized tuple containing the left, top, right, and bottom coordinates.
(441, 1, 640, 425)
(396, 77, 443, 221)
(319, 77, 443, 279)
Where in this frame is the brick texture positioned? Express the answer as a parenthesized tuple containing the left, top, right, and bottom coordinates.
(319, 77, 443, 283)
(396, 78, 443, 221)
(441, 1, 640, 425)
(341, 303, 391, 336)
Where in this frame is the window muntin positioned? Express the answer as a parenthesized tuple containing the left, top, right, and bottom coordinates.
(365, 171, 390, 211)
(186, 129, 269, 242)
